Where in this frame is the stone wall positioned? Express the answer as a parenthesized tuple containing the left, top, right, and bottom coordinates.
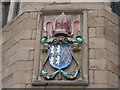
(2, 11, 37, 88)
(2, 2, 119, 88)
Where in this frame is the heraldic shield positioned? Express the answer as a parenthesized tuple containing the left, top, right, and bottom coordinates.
(49, 44, 72, 70)
(40, 12, 83, 80)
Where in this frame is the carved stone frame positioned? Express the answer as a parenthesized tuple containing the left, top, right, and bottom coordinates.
(32, 9, 89, 86)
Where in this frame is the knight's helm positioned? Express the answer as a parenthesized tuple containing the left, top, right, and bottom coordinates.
(53, 12, 70, 37)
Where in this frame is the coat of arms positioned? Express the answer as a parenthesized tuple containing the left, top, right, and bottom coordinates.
(40, 12, 83, 80)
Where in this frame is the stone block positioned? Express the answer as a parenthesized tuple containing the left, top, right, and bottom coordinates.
(2, 31, 12, 44)
(3, 45, 17, 60)
(16, 12, 29, 24)
(29, 51, 34, 60)
(8, 60, 33, 76)
(21, 4, 44, 13)
(104, 5, 118, 20)
(71, 3, 104, 10)
(8, 64, 15, 76)
(2, 67, 9, 79)
(25, 84, 45, 89)
(89, 28, 96, 37)
(88, 17, 104, 27)
(2, 38, 17, 53)
(89, 49, 95, 59)
(89, 38, 105, 48)
(95, 27, 104, 38)
(2, 74, 13, 88)
(14, 50, 29, 61)
(94, 70, 107, 83)
(9, 24, 21, 39)
(95, 49, 106, 59)
(106, 49, 118, 65)
(2, 58, 10, 70)
(31, 30, 36, 39)
(107, 71, 119, 87)
(112, 23, 118, 34)
(20, 19, 37, 30)
(88, 10, 97, 17)
(106, 40, 118, 55)
(89, 70, 94, 83)
(44, 4, 72, 11)
(29, 12, 38, 19)
(86, 84, 107, 88)
(54, 0, 70, 3)
(16, 40, 35, 51)
(13, 71, 32, 84)
(105, 32, 118, 47)
(98, 9, 118, 25)
(89, 59, 106, 70)
(11, 84, 26, 88)
(14, 61, 33, 71)
(106, 60, 118, 74)
(107, 84, 117, 88)
(14, 29, 32, 42)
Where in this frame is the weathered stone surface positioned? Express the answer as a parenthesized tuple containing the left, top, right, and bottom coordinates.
(94, 70, 107, 83)
(29, 12, 38, 19)
(89, 28, 96, 37)
(16, 40, 35, 51)
(8, 61, 33, 76)
(25, 84, 45, 88)
(1, 2, 119, 88)
(2, 31, 12, 44)
(86, 84, 107, 88)
(54, 0, 70, 3)
(29, 51, 34, 60)
(14, 29, 32, 42)
(89, 49, 95, 59)
(14, 50, 29, 61)
(88, 10, 97, 17)
(88, 17, 104, 27)
(2, 45, 17, 60)
(89, 59, 106, 70)
(106, 60, 118, 74)
(89, 70, 94, 83)
(11, 84, 26, 88)
(95, 49, 106, 59)
(20, 19, 37, 30)
(95, 27, 104, 38)
(13, 71, 32, 84)
(107, 71, 119, 87)
(31, 30, 36, 39)
(20, 4, 44, 13)
(106, 49, 118, 64)
(2, 55, 14, 75)
(2, 38, 17, 53)
(106, 40, 118, 55)
(2, 74, 14, 88)
(89, 38, 105, 48)
(2, 67, 9, 79)
(104, 25, 118, 44)
(98, 9, 118, 25)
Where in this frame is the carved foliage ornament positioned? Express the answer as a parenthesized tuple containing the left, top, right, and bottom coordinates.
(40, 12, 83, 80)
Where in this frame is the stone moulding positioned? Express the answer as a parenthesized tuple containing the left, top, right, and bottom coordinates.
(32, 9, 89, 86)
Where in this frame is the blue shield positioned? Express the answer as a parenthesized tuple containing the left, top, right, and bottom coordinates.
(49, 44, 72, 70)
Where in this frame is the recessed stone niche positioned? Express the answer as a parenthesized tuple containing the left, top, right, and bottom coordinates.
(32, 9, 89, 86)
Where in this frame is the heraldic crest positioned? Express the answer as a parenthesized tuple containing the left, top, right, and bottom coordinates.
(40, 12, 83, 80)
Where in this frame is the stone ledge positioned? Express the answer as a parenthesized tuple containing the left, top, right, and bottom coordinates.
(32, 80, 89, 86)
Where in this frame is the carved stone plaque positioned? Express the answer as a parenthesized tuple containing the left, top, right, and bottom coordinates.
(32, 10, 88, 86)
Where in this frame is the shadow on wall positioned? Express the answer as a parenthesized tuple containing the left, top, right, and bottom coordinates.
(111, 2, 120, 87)
(117, 9, 120, 88)
(111, 1, 120, 16)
